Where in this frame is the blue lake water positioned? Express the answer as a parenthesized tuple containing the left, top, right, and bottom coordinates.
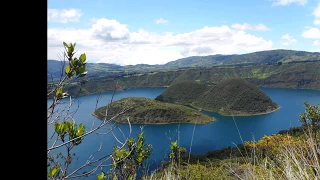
(47, 87, 320, 178)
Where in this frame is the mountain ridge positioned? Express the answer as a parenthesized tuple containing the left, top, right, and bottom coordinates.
(48, 49, 320, 81)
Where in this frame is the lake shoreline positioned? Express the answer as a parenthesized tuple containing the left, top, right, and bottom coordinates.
(190, 105, 281, 117)
(91, 112, 216, 125)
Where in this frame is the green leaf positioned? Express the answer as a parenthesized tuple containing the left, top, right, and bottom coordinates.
(65, 65, 70, 74)
(78, 65, 85, 74)
(56, 87, 63, 98)
(76, 124, 85, 137)
(70, 44, 75, 53)
(63, 42, 68, 48)
(127, 175, 133, 180)
(54, 123, 60, 134)
(79, 53, 86, 62)
(170, 141, 178, 151)
(96, 172, 106, 180)
(48, 166, 60, 177)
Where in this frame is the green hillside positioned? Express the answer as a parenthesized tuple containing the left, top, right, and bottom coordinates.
(192, 78, 279, 115)
(164, 49, 320, 68)
(155, 81, 211, 104)
(48, 61, 320, 98)
(92, 97, 215, 124)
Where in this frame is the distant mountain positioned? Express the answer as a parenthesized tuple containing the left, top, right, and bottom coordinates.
(92, 97, 215, 124)
(47, 60, 124, 80)
(47, 49, 320, 81)
(47, 60, 166, 81)
(192, 78, 279, 116)
(164, 49, 320, 68)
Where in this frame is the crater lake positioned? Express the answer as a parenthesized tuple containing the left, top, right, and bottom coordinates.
(47, 87, 320, 177)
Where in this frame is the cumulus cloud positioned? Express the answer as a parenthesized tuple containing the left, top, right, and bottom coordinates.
(269, 0, 307, 6)
(301, 28, 320, 39)
(280, 33, 297, 45)
(313, 40, 320, 46)
(48, 9, 82, 23)
(155, 18, 168, 24)
(313, 4, 320, 25)
(232, 23, 271, 31)
(48, 18, 273, 65)
(91, 18, 130, 41)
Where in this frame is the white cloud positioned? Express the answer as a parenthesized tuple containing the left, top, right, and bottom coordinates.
(301, 28, 320, 39)
(269, 0, 307, 6)
(280, 33, 297, 46)
(313, 40, 320, 46)
(232, 23, 271, 31)
(155, 18, 168, 24)
(48, 9, 82, 23)
(313, 4, 320, 25)
(128, 29, 161, 44)
(48, 18, 273, 65)
(91, 18, 130, 41)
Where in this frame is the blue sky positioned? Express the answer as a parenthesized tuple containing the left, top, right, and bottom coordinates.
(48, 0, 320, 65)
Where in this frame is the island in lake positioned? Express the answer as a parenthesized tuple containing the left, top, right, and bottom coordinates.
(92, 97, 215, 124)
(93, 78, 280, 124)
(156, 78, 280, 116)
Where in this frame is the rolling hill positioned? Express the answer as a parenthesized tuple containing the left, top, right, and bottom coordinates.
(92, 97, 215, 124)
(155, 81, 211, 104)
(192, 78, 280, 115)
(155, 78, 280, 116)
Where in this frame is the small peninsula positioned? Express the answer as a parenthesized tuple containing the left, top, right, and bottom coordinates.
(156, 78, 280, 116)
(92, 97, 215, 124)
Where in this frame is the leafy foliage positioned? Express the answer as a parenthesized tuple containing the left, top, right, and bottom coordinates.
(96, 172, 106, 180)
(63, 42, 87, 78)
(244, 134, 301, 158)
(169, 141, 187, 164)
(47, 42, 88, 179)
(109, 132, 152, 180)
(54, 120, 86, 145)
(299, 102, 320, 141)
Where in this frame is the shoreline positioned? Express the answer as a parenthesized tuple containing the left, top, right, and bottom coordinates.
(91, 112, 216, 125)
(191, 105, 281, 117)
(218, 105, 281, 117)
